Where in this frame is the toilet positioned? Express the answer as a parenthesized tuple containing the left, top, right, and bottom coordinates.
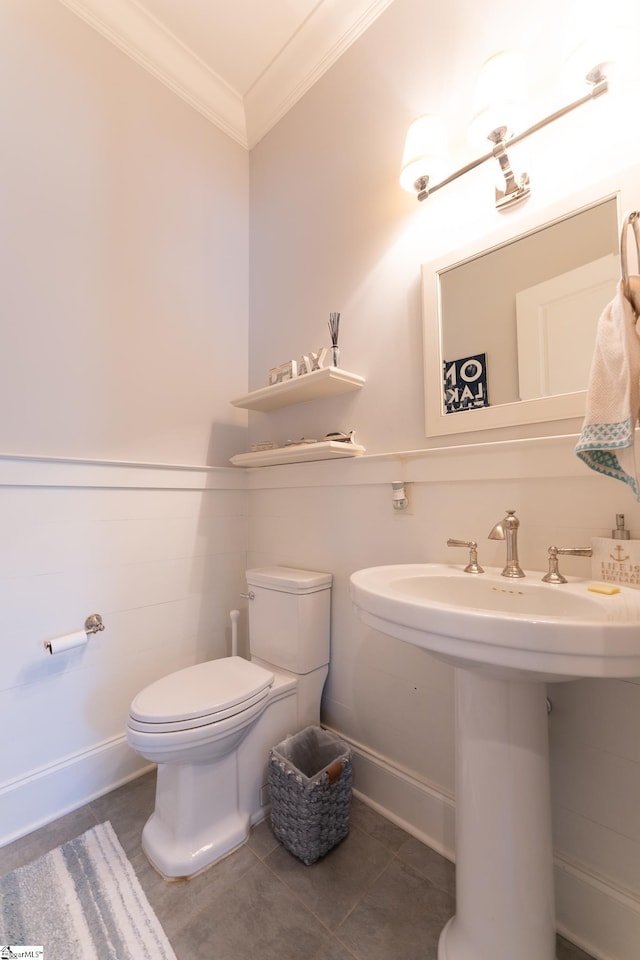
(126, 566, 332, 879)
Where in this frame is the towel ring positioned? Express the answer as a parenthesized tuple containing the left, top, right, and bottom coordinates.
(620, 209, 640, 302)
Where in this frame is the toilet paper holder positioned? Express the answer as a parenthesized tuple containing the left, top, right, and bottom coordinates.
(84, 613, 105, 635)
(44, 613, 105, 655)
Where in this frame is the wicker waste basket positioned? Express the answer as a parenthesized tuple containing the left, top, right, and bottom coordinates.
(268, 726, 353, 865)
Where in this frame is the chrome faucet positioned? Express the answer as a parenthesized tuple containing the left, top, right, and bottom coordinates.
(488, 509, 525, 578)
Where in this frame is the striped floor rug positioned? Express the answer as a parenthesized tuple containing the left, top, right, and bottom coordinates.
(0, 821, 176, 960)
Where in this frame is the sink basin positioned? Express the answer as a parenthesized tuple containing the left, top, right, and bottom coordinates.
(350, 563, 640, 681)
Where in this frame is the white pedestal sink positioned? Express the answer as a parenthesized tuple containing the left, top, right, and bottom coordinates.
(350, 564, 640, 960)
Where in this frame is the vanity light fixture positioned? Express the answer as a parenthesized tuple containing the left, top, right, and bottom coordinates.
(401, 54, 609, 210)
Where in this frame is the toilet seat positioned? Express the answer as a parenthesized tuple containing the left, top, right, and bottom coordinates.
(128, 657, 274, 734)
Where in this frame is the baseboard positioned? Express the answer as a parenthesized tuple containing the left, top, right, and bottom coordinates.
(555, 856, 640, 960)
(0, 734, 151, 847)
(323, 726, 456, 860)
(329, 727, 640, 960)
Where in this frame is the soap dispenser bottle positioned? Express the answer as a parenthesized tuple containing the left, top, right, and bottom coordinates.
(591, 514, 640, 587)
(612, 514, 631, 541)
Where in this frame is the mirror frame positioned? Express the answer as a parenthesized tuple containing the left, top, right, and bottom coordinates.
(421, 173, 635, 439)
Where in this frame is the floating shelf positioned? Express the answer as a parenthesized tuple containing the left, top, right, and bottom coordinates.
(230, 366, 365, 413)
(230, 440, 366, 468)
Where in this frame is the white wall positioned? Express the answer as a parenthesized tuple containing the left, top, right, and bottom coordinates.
(249, 1, 640, 957)
(0, 1, 250, 841)
(2, 0, 249, 467)
(249, 0, 640, 453)
(0, 457, 248, 843)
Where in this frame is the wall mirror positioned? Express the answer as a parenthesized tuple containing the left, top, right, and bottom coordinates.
(422, 193, 621, 437)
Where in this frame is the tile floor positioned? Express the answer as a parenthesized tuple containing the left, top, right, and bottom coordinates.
(2, 771, 594, 960)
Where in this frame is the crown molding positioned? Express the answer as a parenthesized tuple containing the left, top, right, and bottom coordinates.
(244, 0, 395, 147)
(56, 0, 247, 145)
(56, 0, 395, 149)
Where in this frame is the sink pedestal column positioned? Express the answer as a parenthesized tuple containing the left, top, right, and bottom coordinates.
(439, 669, 556, 960)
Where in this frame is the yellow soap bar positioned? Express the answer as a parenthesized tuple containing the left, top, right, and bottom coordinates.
(588, 582, 621, 595)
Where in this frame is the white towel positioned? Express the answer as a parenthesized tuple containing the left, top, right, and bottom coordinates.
(576, 281, 640, 498)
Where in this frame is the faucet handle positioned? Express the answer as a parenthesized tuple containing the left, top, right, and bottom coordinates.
(447, 538, 484, 574)
(542, 545, 593, 584)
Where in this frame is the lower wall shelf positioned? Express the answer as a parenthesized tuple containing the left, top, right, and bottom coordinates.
(230, 440, 366, 467)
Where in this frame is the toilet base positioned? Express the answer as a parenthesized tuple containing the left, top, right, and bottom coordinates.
(142, 806, 250, 880)
(143, 749, 250, 879)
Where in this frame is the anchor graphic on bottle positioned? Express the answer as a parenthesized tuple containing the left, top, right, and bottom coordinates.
(610, 543, 631, 563)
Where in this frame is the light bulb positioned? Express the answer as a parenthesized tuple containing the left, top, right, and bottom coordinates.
(400, 115, 448, 193)
(562, 0, 635, 93)
(468, 51, 527, 150)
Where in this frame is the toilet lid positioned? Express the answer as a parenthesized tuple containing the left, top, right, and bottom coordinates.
(129, 657, 274, 728)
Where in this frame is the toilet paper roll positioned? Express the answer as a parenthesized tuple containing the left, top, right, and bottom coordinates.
(45, 629, 87, 655)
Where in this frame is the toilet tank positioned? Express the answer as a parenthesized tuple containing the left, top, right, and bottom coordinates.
(245, 566, 332, 674)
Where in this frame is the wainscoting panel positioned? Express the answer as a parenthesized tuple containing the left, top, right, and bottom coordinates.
(0, 453, 247, 844)
(5, 440, 640, 959)
(0, 735, 150, 846)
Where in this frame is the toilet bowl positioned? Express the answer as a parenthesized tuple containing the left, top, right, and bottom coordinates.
(126, 566, 332, 879)
(127, 657, 273, 764)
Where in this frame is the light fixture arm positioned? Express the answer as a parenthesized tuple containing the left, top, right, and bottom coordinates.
(415, 71, 608, 206)
(488, 126, 531, 209)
